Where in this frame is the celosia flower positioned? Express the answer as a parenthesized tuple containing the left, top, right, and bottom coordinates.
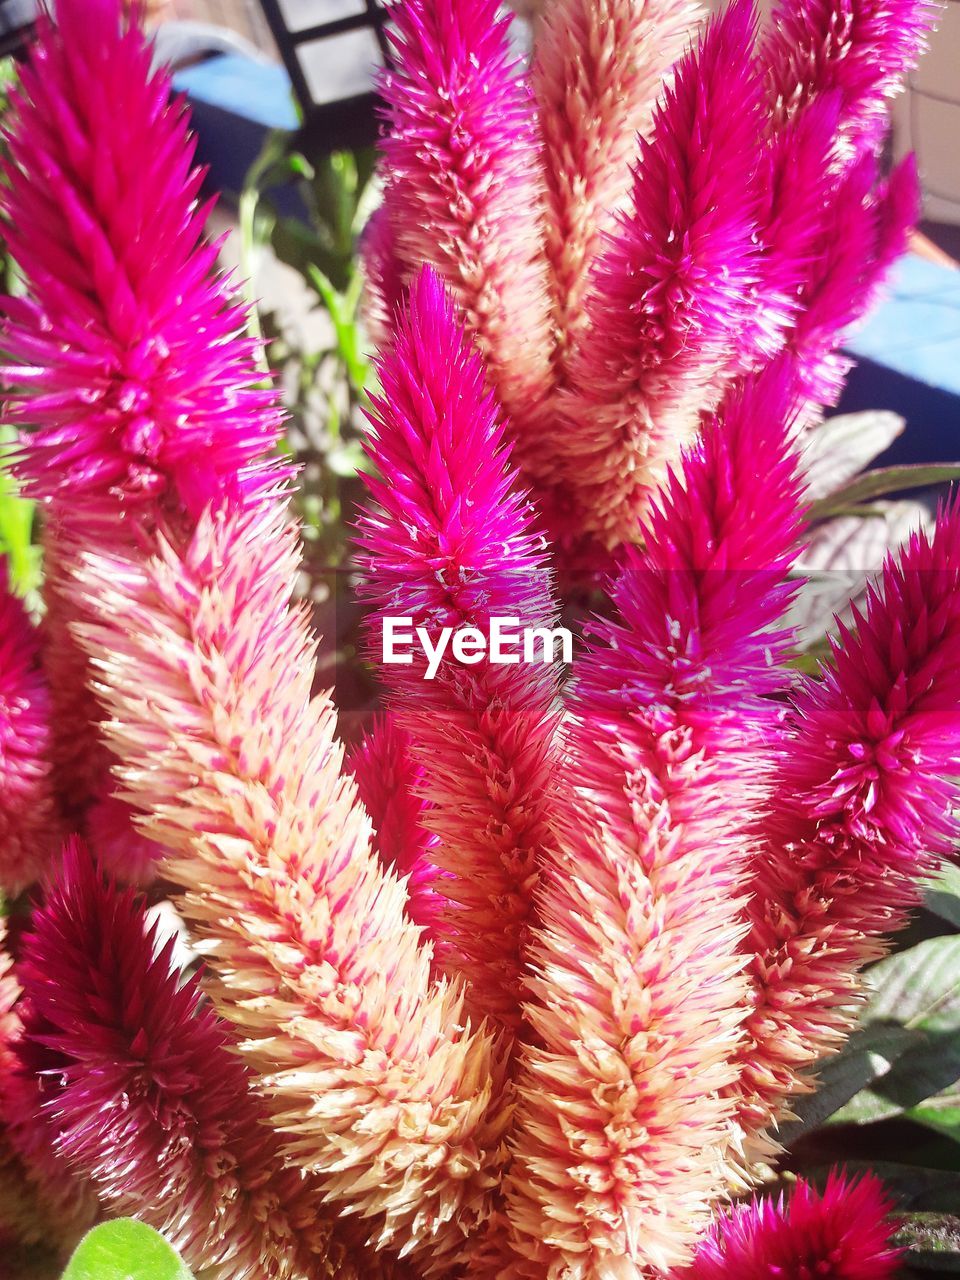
(17, 837, 352, 1280)
(531, 0, 696, 381)
(356, 268, 564, 1034)
(763, 0, 939, 155)
(0, 563, 61, 896)
(677, 1171, 902, 1279)
(502, 366, 805, 1275)
(63, 500, 510, 1271)
(346, 714, 440, 933)
(377, 0, 553, 436)
(777, 153, 919, 408)
(0, 0, 283, 518)
(36, 522, 109, 826)
(728, 499, 960, 1175)
(0, 923, 99, 1253)
(554, 0, 764, 549)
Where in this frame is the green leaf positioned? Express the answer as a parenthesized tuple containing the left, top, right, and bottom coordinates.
(830, 940, 960, 1126)
(783, 1024, 920, 1140)
(810, 464, 960, 519)
(62, 1221, 194, 1280)
(926, 864, 960, 930)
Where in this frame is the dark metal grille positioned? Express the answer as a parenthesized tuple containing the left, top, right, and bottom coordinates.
(256, 0, 388, 154)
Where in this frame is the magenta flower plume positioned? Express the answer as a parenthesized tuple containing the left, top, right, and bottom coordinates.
(62, 500, 510, 1270)
(0, 563, 61, 896)
(347, 714, 440, 933)
(0, 924, 99, 1254)
(531, 0, 696, 388)
(502, 367, 806, 1275)
(676, 1171, 902, 1279)
(555, 0, 764, 549)
(0, 0, 283, 519)
(779, 152, 919, 408)
(763, 0, 938, 155)
(356, 268, 563, 1035)
(378, 0, 553, 437)
(730, 498, 960, 1172)
(17, 837, 350, 1280)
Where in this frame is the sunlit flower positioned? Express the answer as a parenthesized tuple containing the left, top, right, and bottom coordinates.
(18, 837, 343, 1280)
(729, 499, 960, 1174)
(1, 0, 283, 518)
(555, 0, 764, 549)
(62, 499, 511, 1270)
(356, 269, 564, 1035)
(377, 0, 553, 434)
(503, 366, 805, 1275)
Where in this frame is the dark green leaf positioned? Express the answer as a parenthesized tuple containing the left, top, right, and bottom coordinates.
(783, 1025, 919, 1140)
(810, 464, 960, 519)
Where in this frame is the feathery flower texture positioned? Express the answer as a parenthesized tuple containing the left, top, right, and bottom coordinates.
(0, 565, 60, 896)
(357, 269, 563, 1034)
(0, 0, 951, 1275)
(502, 369, 805, 1276)
(678, 1171, 902, 1279)
(0, 0, 282, 517)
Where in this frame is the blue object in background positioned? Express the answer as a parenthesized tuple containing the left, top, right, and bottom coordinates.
(837, 253, 960, 465)
(172, 53, 301, 209)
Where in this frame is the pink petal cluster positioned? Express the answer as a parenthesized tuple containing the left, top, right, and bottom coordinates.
(356, 268, 563, 1034)
(677, 1171, 902, 1279)
(0, 0, 283, 518)
(555, 0, 764, 548)
(729, 500, 960, 1172)
(346, 713, 440, 932)
(501, 368, 805, 1275)
(0, 563, 61, 896)
(763, 0, 939, 154)
(377, 0, 553, 433)
(17, 837, 351, 1280)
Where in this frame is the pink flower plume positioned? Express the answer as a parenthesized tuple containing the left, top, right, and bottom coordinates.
(61, 498, 510, 1270)
(378, 0, 553, 435)
(763, 0, 939, 154)
(676, 1171, 902, 1279)
(555, 0, 765, 549)
(347, 713, 441, 933)
(1, 0, 284, 519)
(729, 497, 960, 1172)
(503, 365, 806, 1275)
(782, 152, 920, 407)
(531, 0, 696, 388)
(356, 267, 564, 1035)
(17, 836, 338, 1280)
(0, 563, 62, 896)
